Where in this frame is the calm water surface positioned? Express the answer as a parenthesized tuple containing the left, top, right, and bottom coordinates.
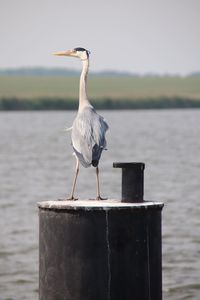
(0, 110, 200, 300)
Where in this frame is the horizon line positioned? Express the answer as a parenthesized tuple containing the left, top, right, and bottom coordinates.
(0, 66, 200, 77)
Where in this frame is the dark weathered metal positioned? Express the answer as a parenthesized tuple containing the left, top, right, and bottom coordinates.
(38, 161, 164, 300)
(38, 202, 163, 300)
(113, 162, 145, 202)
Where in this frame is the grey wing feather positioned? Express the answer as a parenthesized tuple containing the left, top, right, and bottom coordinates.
(71, 107, 109, 167)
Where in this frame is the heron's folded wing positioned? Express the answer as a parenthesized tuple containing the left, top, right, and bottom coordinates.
(71, 112, 93, 166)
(71, 108, 109, 167)
(92, 114, 109, 149)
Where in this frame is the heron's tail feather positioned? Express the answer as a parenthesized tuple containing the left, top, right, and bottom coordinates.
(92, 160, 99, 167)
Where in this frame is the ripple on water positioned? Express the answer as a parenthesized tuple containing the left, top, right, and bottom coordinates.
(1, 110, 200, 299)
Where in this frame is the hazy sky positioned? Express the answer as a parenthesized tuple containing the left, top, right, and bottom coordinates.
(0, 0, 200, 74)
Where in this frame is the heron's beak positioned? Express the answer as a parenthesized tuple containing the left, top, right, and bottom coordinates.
(53, 50, 74, 57)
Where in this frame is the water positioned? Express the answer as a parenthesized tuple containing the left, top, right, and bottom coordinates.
(0, 109, 200, 300)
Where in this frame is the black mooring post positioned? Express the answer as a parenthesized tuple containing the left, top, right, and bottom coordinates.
(38, 162, 164, 300)
(113, 162, 145, 202)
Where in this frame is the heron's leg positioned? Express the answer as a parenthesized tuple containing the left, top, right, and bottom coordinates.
(67, 156, 79, 200)
(95, 166, 107, 200)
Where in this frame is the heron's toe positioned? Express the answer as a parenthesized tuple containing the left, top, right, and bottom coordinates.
(96, 196, 107, 201)
(67, 196, 78, 201)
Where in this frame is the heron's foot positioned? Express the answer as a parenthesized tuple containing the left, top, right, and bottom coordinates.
(57, 197, 78, 201)
(66, 195, 78, 201)
(96, 195, 108, 201)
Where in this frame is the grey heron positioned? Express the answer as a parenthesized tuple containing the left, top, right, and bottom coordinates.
(54, 47, 109, 200)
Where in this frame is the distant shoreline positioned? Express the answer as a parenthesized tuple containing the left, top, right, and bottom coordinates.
(1, 75, 200, 110)
(1, 66, 199, 77)
(1, 97, 200, 110)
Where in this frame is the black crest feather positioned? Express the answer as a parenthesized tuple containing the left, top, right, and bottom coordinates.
(74, 47, 90, 57)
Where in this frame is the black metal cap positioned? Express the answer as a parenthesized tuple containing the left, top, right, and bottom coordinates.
(113, 162, 145, 170)
(113, 162, 145, 203)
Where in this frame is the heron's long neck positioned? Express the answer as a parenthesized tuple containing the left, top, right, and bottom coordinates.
(79, 59, 91, 111)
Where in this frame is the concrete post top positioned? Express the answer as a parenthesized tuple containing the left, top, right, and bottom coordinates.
(38, 199, 164, 211)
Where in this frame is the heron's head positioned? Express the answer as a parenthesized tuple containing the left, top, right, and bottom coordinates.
(53, 47, 90, 61)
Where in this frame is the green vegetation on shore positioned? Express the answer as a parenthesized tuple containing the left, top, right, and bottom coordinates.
(0, 75, 200, 110)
